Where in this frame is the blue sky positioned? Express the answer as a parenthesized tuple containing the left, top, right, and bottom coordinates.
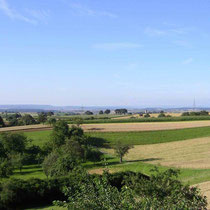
(1, 0, 210, 107)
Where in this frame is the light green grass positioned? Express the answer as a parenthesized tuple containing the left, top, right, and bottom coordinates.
(27, 205, 66, 210)
(10, 159, 210, 185)
(25, 130, 51, 147)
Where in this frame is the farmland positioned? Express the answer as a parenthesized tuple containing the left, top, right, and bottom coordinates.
(2, 119, 210, 133)
(2, 122, 210, 209)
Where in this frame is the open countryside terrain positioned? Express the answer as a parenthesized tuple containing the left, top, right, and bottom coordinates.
(3, 122, 210, 209)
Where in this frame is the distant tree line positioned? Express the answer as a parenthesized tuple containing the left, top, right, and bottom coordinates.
(0, 111, 56, 127)
(182, 110, 209, 116)
(115, 109, 128, 115)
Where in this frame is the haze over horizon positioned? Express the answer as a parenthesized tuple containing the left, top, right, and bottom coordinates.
(1, 0, 210, 106)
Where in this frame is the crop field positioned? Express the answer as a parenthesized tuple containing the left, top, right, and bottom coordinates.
(113, 112, 181, 120)
(102, 137, 210, 169)
(2, 120, 210, 133)
(82, 121, 210, 132)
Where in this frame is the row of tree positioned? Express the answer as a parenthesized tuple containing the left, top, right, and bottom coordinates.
(0, 112, 55, 127)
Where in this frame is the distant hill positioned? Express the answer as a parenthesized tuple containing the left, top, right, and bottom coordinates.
(0, 105, 210, 113)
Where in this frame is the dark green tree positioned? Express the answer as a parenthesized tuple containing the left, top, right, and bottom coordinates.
(20, 114, 36, 125)
(0, 158, 13, 178)
(50, 121, 69, 148)
(99, 110, 104, 115)
(0, 116, 5, 127)
(85, 111, 94, 115)
(113, 142, 133, 163)
(37, 112, 48, 123)
(0, 132, 28, 156)
(104, 109, 111, 114)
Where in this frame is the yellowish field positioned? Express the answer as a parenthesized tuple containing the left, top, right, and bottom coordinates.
(112, 113, 181, 120)
(0, 124, 51, 132)
(195, 181, 210, 209)
(111, 137, 210, 169)
(82, 121, 210, 132)
(1, 120, 210, 133)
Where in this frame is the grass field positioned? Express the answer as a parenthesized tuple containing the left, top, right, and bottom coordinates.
(25, 126, 210, 147)
(88, 126, 210, 145)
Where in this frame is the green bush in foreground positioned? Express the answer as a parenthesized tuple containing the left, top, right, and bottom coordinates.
(54, 169, 207, 210)
(0, 170, 147, 209)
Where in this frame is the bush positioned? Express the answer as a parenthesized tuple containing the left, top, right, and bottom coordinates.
(84, 147, 103, 162)
(0, 171, 148, 209)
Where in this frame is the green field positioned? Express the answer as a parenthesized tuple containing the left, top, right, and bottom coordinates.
(88, 126, 210, 145)
(66, 115, 210, 124)
(10, 157, 210, 186)
(25, 126, 210, 147)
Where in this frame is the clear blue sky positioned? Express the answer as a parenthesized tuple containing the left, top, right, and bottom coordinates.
(1, 0, 210, 107)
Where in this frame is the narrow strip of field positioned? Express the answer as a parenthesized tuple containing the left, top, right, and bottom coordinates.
(0, 124, 51, 132)
(82, 121, 210, 132)
(2, 120, 210, 133)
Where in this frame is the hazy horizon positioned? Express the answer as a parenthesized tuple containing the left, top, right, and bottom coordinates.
(1, 0, 210, 106)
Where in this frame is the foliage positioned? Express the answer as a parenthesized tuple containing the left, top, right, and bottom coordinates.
(85, 111, 94, 115)
(19, 114, 36, 125)
(0, 170, 147, 209)
(24, 145, 42, 165)
(158, 113, 166, 118)
(0, 158, 13, 178)
(127, 168, 207, 209)
(0, 132, 28, 157)
(182, 111, 209, 116)
(99, 110, 104, 114)
(54, 169, 207, 210)
(144, 113, 151, 118)
(0, 116, 5, 127)
(104, 109, 111, 114)
(115, 109, 128, 115)
(47, 117, 57, 125)
(113, 142, 133, 163)
(37, 112, 48, 123)
(84, 146, 103, 162)
(50, 121, 69, 148)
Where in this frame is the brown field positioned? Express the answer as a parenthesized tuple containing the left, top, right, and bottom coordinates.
(0, 124, 52, 132)
(1, 120, 210, 133)
(81, 121, 210, 132)
(102, 137, 210, 169)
